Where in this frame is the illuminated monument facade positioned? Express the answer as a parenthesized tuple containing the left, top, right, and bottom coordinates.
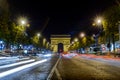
(50, 35, 71, 52)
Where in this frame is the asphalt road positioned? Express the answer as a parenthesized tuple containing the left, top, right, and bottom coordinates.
(58, 56, 120, 80)
(0, 54, 59, 80)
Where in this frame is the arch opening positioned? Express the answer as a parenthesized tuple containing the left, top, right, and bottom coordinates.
(58, 43, 63, 53)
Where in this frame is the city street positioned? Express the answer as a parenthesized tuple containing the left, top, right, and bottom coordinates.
(1, 0, 120, 80)
(58, 54, 120, 80)
(0, 53, 58, 80)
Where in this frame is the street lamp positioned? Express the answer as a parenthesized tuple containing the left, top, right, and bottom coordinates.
(95, 17, 102, 24)
(74, 38, 79, 52)
(17, 17, 29, 50)
(93, 18, 103, 45)
(72, 41, 74, 44)
(79, 32, 85, 38)
(74, 38, 78, 42)
(18, 17, 28, 26)
(21, 20, 26, 25)
(97, 19, 101, 24)
(93, 17, 103, 55)
(18, 17, 29, 34)
(37, 33, 41, 37)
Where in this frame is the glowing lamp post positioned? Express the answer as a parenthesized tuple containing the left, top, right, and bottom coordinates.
(94, 18, 103, 47)
(97, 19, 101, 24)
(80, 32, 85, 38)
(93, 17, 104, 55)
(37, 33, 41, 37)
(21, 20, 26, 25)
(74, 38, 78, 42)
(18, 17, 28, 26)
(18, 17, 29, 33)
(17, 17, 28, 50)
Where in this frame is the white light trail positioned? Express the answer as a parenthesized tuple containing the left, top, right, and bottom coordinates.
(0, 57, 7, 59)
(0, 57, 29, 60)
(44, 54, 52, 57)
(0, 59, 47, 78)
(0, 59, 35, 69)
(0, 57, 30, 65)
(19, 57, 30, 60)
(0, 57, 18, 60)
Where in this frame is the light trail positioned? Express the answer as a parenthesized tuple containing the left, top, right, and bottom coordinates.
(0, 57, 29, 60)
(0, 59, 47, 78)
(0, 57, 18, 60)
(0, 59, 35, 69)
(44, 54, 52, 57)
(0, 57, 30, 65)
(0, 57, 7, 59)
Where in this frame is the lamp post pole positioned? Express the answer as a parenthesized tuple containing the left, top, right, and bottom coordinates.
(94, 18, 103, 55)
(96, 19, 102, 46)
(79, 32, 85, 53)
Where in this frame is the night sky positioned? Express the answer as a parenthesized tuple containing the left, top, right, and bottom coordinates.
(8, 0, 115, 38)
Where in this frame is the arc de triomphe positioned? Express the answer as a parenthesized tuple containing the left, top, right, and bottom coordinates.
(50, 35, 71, 52)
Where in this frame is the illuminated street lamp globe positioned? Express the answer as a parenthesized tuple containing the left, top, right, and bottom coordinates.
(37, 33, 41, 37)
(80, 32, 85, 38)
(21, 20, 26, 25)
(18, 17, 28, 26)
(95, 17, 102, 25)
(72, 41, 74, 44)
(74, 38, 78, 42)
(97, 19, 101, 24)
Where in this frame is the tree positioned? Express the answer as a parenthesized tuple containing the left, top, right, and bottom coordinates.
(0, 12, 10, 48)
(0, 10, 9, 39)
(31, 34, 40, 47)
(80, 36, 94, 48)
(0, 0, 15, 48)
(0, 0, 32, 49)
(103, 5, 120, 42)
(98, 31, 106, 44)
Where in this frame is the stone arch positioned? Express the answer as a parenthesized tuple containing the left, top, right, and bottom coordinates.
(50, 35, 71, 52)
